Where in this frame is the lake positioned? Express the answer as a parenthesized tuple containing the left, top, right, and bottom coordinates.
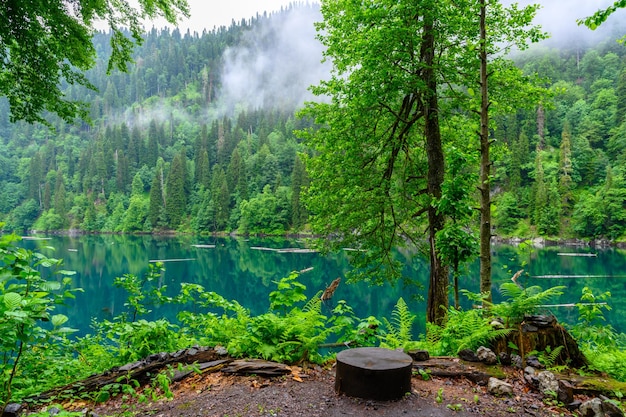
(18, 235, 626, 337)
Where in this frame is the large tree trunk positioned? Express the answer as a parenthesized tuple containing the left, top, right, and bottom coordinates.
(422, 11, 449, 325)
(478, 0, 492, 304)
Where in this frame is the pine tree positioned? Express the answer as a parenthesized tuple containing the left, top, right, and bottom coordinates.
(53, 171, 67, 226)
(146, 120, 160, 168)
(165, 154, 186, 227)
(148, 167, 165, 230)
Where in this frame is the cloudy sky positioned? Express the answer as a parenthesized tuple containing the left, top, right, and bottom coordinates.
(165, 0, 623, 35)
(162, 0, 302, 32)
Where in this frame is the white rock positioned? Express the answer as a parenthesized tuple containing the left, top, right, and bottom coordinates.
(488, 377, 514, 396)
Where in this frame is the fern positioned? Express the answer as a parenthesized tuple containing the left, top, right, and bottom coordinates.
(492, 283, 565, 327)
(380, 298, 416, 349)
(424, 307, 511, 356)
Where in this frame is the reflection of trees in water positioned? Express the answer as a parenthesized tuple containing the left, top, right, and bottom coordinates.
(20, 236, 626, 337)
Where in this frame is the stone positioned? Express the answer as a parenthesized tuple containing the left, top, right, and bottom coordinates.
(458, 349, 479, 362)
(558, 379, 574, 405)
(524, 366, 538, 388)
(490, 318, 505, 329)
(215, 345, 228, 356)
(602, 399, 626, 417)
(487, 377, 514, 396)
(537, 371, 559, 396)
(406, 349, 429, 362)
(522, 323, 539, 332)
(2, 403, 22, 417)
(511, 354, 523, 368)
(498, 352, 512, 366)
(579, 398, 603, 417)
(567, 400, 583, 411)
(476, 346, 497, 365)
(526, 355, 544, 369)
(524, 314, 556, 328)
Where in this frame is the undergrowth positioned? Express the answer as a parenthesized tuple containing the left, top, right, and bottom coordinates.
(3, 233, 626, 411)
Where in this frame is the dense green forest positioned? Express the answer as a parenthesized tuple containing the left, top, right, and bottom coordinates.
(1, 3, 625, 241)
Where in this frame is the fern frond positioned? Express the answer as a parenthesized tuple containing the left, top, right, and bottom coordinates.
(391, 297, 415, 343)
(499, 282, 524, 299)
(303, 292, 322, 313)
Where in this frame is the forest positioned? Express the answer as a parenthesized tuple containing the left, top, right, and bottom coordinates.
(0, 3, 625, 242)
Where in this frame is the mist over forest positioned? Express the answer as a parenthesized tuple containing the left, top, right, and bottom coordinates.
(1, 2, 626, 242)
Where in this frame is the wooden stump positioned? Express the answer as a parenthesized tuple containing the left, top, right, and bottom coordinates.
(335, 347, 413, 400)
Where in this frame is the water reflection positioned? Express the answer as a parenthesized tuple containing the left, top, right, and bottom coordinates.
(18, 236, 626, 337)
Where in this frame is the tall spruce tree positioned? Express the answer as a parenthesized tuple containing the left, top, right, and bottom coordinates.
(165, 154, 186, 228)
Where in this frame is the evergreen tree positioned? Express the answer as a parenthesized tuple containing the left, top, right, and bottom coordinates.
(148, 167, 165, 230)
(146, 120, 160, 168)
(53, 171, 67, 226)
(210, 164, 229, 231)
(165, 154, 186, 227)
(290, 154, 308, 230)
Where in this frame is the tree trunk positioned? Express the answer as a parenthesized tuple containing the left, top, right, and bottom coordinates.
(422, 10, 449, 325)
(478, 0, 492, 304)
(335, 347, 413, 400)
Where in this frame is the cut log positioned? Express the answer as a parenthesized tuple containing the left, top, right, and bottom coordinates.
(335, 347, 413, 400)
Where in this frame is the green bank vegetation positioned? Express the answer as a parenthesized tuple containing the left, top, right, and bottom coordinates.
(2, 233, 626, 412)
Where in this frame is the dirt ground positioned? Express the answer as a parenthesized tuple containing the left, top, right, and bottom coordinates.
(86, 364, 578, 417)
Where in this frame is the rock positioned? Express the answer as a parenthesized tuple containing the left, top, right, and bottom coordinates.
(458, 349, 479, 362)
(490, 318, 505, 329)
(511, 354, 523, 369)
(526, 355, 544, 369)
(498, 352, 511, 366)
(406, 349, 429, 362)
(602, 399, 625, 417)
(522, 323, 539, 332)
(524, 314, 556, 328)
(558, 379, 574, 405)
(580, 398, 603, 417)
(567, 400, 583, 411)
(487, 377, 513, 396)
(215, 345, 228, 356)
(48, 407, 61, 415)
(2, 403, 22, 417)
(476, 346, 497, 365)
(537, 371, 559, 397)
(524, 366, 538, 388)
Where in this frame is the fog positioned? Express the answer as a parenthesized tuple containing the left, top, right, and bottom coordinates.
(218, 4, 331, 113)
(515, 0, 626, 48)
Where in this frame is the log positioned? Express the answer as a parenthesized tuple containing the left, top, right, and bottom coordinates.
(335, 347, 413, 401)
(220, 359, 292, 377)
(28, 347, 224, 402)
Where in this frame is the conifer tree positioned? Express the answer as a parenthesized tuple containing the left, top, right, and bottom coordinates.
(148, 167, 165, 230)
(165, 154, 186, 227)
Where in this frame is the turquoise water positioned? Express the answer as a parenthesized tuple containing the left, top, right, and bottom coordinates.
(18, 235, 626, 336)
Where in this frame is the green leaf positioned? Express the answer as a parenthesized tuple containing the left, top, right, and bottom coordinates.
(41, 281, 62, 291)
(3, 292, 22, 309)
(51, 313, 69, 327)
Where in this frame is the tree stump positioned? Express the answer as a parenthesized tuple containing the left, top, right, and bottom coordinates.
(335, 347, 413, 400)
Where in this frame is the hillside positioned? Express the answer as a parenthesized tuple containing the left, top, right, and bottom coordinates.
(1, 3, 626, 241)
